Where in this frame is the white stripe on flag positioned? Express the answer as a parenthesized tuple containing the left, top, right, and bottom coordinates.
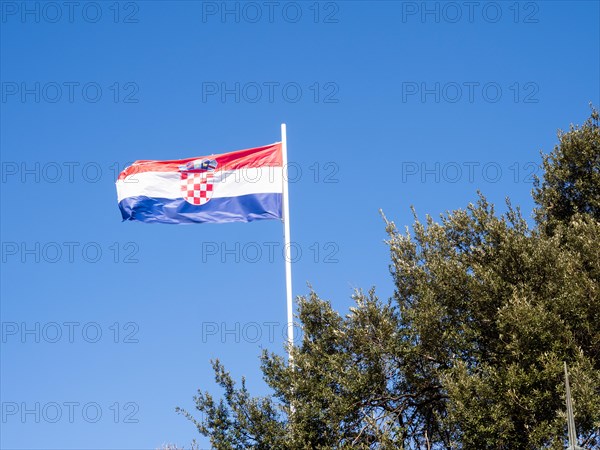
(116, 166, 283, 202)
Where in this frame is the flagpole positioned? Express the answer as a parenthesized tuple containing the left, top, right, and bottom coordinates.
(565, 362, 578, 449)
(281, 123, 294, 366)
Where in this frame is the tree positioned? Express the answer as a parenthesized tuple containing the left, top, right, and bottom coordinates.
(178, 108, 600, 449)
(534, 106, 600, 227)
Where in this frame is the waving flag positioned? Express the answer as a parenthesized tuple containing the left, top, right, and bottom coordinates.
(117, 125, 295, 365)
(116, 143, 283, 224)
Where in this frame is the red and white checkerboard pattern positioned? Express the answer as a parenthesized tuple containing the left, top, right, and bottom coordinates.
(180, 172, 214, 205)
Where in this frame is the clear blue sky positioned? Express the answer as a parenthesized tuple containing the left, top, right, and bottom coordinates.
(1, 1, 598, 448)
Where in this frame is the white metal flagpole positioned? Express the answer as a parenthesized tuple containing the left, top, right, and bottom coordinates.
(565, 362, 579, 449)
(281, 123, 294, 366)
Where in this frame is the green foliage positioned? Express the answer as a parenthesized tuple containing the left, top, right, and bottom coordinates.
(385, 196, 600, 448)
(534, 106, 600, 228)
(176, 359, 287, 449)
(179, 109, 600, 449)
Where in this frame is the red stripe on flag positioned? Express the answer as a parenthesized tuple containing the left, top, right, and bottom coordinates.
(118, 143, 282, 180)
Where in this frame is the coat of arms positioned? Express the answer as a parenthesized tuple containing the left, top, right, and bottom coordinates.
(179, 158, 218, 205)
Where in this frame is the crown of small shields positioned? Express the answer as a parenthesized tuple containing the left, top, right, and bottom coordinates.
(179, 158, 218, 172)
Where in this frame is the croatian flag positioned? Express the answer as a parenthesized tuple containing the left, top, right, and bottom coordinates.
(116, 143, 283, 224)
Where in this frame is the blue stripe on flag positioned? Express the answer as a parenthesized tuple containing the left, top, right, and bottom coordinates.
(119, 193, 282, 224)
